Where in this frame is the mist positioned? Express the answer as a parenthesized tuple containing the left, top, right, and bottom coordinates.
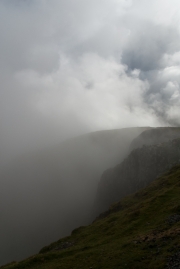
(0, 127, 149, 265)
(0, 0, 180, 265)
(2, 0, 180, 164)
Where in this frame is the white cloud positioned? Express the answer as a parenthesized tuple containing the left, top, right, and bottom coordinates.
(0, 0, 180, 161)
(16, 52, 154, 130)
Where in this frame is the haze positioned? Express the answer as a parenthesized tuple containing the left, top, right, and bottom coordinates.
(0, 0, 180, 266)
(0, 0, 180, 163)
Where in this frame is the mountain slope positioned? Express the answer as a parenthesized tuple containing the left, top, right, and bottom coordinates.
(0, 127, 149, 265)
(130, 127, 180, 151)
(2, 165, 180, 269)
(94, 137, 180, 216)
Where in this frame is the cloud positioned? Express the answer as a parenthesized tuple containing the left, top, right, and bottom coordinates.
(122, 22, 180, 71)
(15, 53, 154, 134)
(0, 0, 180, 162)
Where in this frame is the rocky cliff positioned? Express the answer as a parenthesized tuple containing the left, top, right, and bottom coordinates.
(94, 138, 180, 216)
(3, 165, 180, 269)
(0, 127, 149, 266)
(129, 127, 180, 152)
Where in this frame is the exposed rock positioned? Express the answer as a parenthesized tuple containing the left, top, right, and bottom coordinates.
(94, 138, 180, 216)
(39, 241, 75, 254)
(167, 215, 180, 225)
(129, 127, 180, 152)
(53, 241, 75, 251)
(167, 251, 180, 269)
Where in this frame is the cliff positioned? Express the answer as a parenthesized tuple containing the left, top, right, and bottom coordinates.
(2, 165, 180, 269)
(1, 127, 180, 265)
(0, 127, 149, 266)
(129, 127, 180, 151)
(94, 138, 180, 216)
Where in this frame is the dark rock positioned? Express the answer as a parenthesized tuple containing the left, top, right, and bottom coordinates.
(130, 127, 180, 152)
(167, 251, 180, 269)
(53, 241, 75, 251)
(94, 138, 180, 216)
(167, 215, 180, 225)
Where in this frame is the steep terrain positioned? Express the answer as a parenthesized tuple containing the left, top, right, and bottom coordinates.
(2, 165, 180, 269)
(94, 138, 180, 216)
(130, 127, 180, 151)
(0, 127, 148, 265)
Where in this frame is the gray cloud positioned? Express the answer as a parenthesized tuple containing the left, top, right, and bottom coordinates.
(122, 22, 180, 71)
(1, 0, 180, 265)
(120, 16, 180, 125)
(0, 0, 180, 163)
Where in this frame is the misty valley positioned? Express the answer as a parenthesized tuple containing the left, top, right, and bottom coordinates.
(1, 1, 180, 268)
(1, 127, 180, 267)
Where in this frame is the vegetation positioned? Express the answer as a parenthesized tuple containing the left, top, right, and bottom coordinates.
(2, 165, 180, 269)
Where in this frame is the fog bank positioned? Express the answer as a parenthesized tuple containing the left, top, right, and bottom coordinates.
(1, 0, 180, 164)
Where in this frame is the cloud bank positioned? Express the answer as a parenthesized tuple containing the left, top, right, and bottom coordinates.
(1, 0, 180, 162)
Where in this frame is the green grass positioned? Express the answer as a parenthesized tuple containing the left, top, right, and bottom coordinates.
(2, 165, 180, 269)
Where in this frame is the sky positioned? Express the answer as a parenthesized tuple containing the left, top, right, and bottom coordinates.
(1, 0, 180, 162)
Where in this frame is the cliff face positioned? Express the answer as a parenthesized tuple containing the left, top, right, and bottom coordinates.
(0, 127, 149, 266)
(3, 165, 180, 269)
(129, 127, 180, 151)
(94, 138, 180, 216)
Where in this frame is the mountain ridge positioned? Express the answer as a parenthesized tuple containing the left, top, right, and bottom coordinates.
(94, 128, 180, 216)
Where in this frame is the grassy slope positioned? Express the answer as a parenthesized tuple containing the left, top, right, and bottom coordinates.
(2, 165, 180, 269)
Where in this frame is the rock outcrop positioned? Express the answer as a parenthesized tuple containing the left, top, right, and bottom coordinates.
(94, 138, 180, 216)
(129, 127, 180, 152)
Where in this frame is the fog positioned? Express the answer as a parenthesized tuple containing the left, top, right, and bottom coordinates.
(0, 127, 148, 265)
(1, 0, 180, 164)
(0, 0, 180, 265)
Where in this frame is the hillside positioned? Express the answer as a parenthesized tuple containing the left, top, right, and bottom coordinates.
(0, 127, 149, 265)
(2, 165, 180, 269)
(94, 135, 180, 216)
